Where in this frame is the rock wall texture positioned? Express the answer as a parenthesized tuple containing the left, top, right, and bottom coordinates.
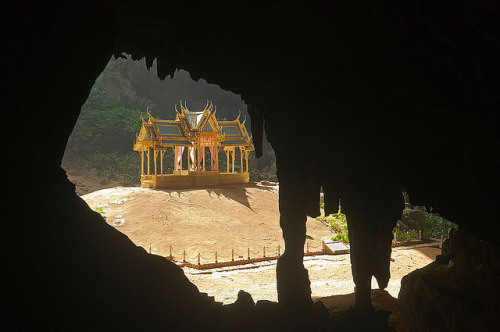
(400, 229, 500, 331)
(3, 0, 499, 329)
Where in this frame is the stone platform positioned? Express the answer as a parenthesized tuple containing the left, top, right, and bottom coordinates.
(140, 171, 249, 189)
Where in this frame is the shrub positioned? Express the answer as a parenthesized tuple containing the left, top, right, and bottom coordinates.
(317, 201, 349, 243)
(393, 222, 419, 241)
(424, 212, 457, 239)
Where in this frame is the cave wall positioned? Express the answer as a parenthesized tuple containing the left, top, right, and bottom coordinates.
(3, 0, 499, 329)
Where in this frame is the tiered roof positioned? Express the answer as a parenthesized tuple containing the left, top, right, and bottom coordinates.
(134, 101, 254, 151)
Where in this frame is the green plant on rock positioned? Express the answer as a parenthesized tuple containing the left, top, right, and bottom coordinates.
(94, 206, 106, 218)
(317, 200, 349, 243)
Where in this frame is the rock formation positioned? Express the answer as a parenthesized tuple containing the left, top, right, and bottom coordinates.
(400, 229, 500, 331)
(3, 1, 499, 330)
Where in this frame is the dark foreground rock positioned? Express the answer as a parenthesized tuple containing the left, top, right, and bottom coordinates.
(399, 229, 500, 331)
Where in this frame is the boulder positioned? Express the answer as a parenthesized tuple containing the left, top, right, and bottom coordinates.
(399, 229, 500, 331)
(399, 208, 426, 231)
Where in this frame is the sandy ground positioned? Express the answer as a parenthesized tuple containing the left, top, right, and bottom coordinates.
(66, 168, 122, 195)
(184, 244, 439, 305)
(81, 183, 333, 263)
(78, 182, 440, 310)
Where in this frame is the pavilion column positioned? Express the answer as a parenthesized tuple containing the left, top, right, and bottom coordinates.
(211, 140, 214, 171)
(226, 149, 230, 173)
(187, 147, 191, 172)
(160, 150, 165, 175)
(232, 149, 235, 173)
(179, 146, 184, 173)
(140, 149, 144, 176)
(154, 149, 158, 175)
(147, 147, 151, 175)
(173, 146, 177, 173)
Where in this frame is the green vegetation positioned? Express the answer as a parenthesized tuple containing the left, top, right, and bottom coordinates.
(94, 206, 106, 218)
(317, 202, 349, 243)
(424, 212, 457, 238)
(393, 222, 419, 241)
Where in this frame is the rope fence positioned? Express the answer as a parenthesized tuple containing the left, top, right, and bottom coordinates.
(150, 242, 327, 270)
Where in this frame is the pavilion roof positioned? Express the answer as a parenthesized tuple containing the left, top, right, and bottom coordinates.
(134, 101, 254, 151)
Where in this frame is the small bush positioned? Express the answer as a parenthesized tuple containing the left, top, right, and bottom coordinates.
(393, 222, 419, 241)
(424, 212, 457, 239)
(317, 201, 349, 243)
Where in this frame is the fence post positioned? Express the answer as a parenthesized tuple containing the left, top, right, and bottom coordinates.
(215, 251, 218, 263)
(198, 253, 201, 265)
(232, 249, 234, 261)
(170, 245, 172, 258)
(149, 246, 151, 254)
(183, 250, 186, 263)
(419, 230, 422, 240)
(306, 242, 309, 253)
(263, 246, 266, 258)
(278, 245, 280, 256)
(248, 248, 250, 260)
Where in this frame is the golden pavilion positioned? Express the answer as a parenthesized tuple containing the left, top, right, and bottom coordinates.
(133, 101, 254, 188)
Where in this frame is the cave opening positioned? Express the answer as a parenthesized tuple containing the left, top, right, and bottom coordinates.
(5, 1, 499, 330)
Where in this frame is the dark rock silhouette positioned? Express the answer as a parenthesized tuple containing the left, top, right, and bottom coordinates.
(3, 1, 499, 330)
(400, 229, 500, 331)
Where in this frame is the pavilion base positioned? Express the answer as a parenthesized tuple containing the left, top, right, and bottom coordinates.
(140, 171, 249, 189)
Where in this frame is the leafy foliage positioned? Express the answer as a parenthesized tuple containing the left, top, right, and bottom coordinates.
(317, 202, 349, 243)
(94, 206, 106, 217)
(424, 212, 457, 239)
(393, 222, 419, 241)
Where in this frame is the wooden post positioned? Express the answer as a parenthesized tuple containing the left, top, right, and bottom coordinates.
(419, 230, 422, 240)
(278, 245, 281, 256)
(183, 250, 186, 263)
(215, 251, 218, 263)
(232, 249, 234, 261)
(198, 253, 201, 265)
(306, 242, 309, 253)
(263, 246, 266, 257)
(248, 248, 250, 260)
(169, 245, 172, 258)
(149, 246, 151, 254)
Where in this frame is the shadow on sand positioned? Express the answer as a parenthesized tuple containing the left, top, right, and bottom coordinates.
(156, 182, 278, 212)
